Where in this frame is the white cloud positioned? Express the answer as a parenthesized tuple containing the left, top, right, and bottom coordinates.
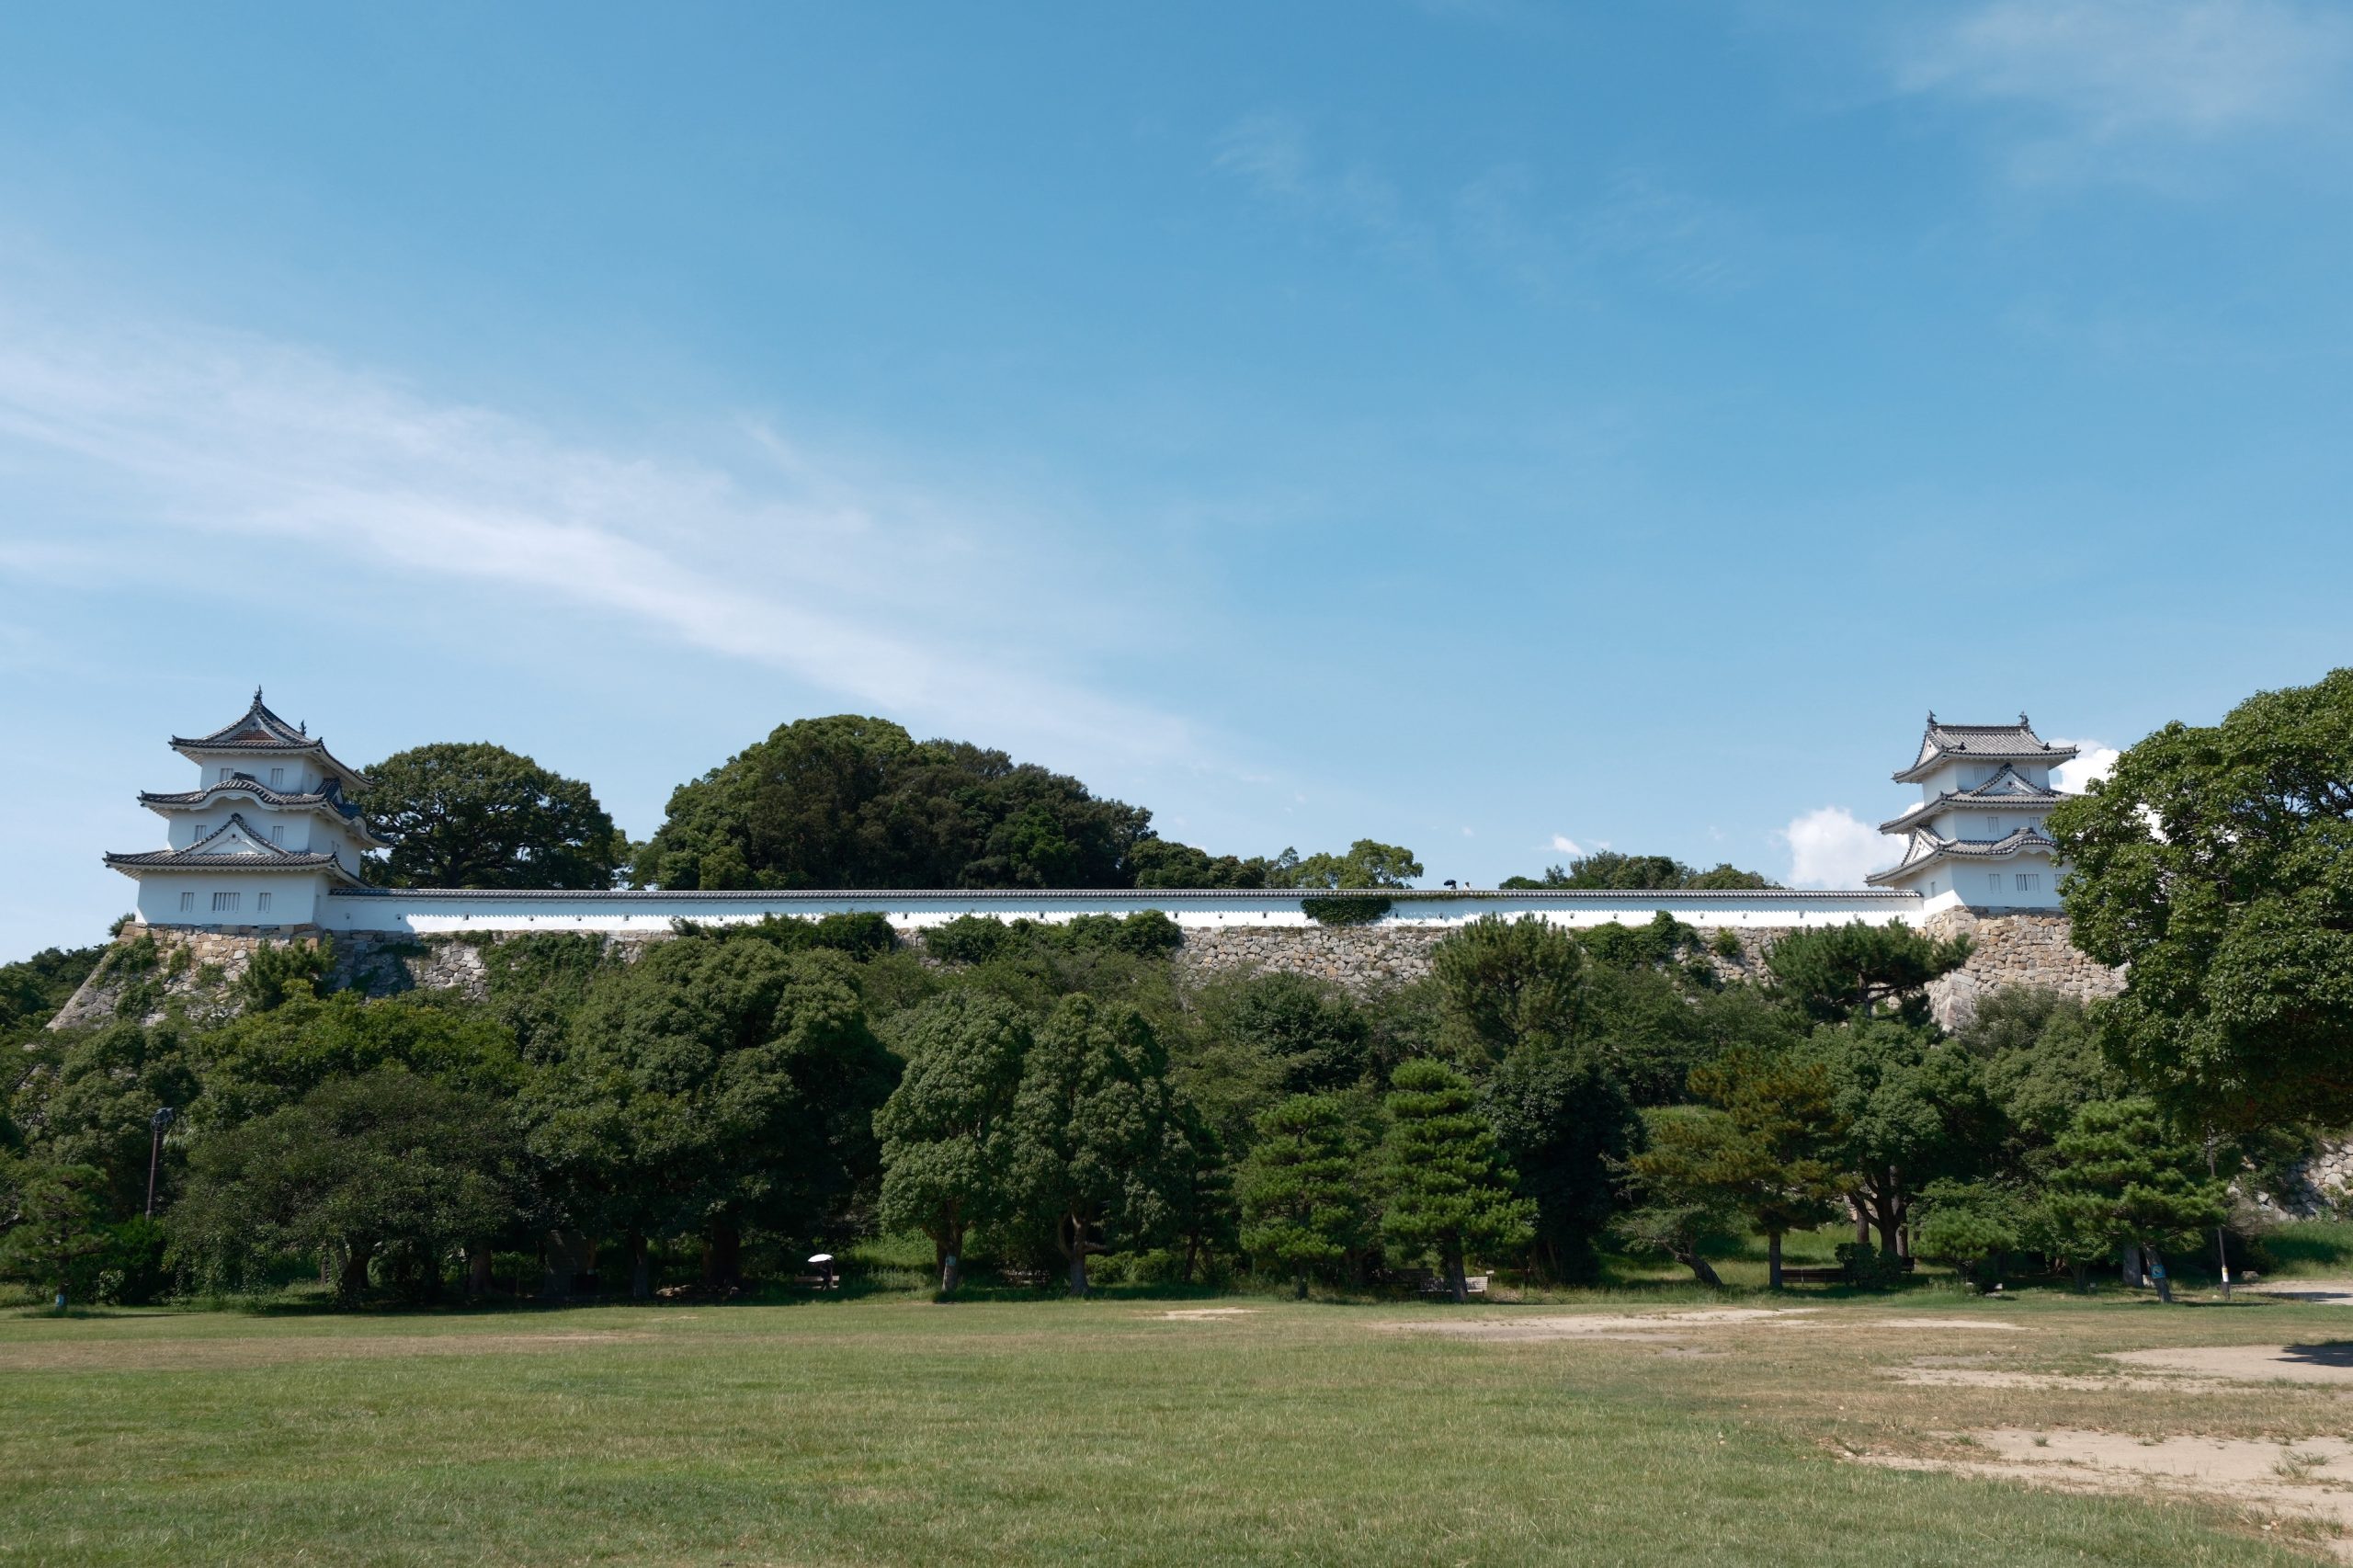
(1894, 0, 2353, 153)
(1550, 834, 1584, 856)
(1781, 806, 1886, 889)
(0, 298, 1201, 774)
(1213, 113, 1411, 244)
(2052, 738, 2121, 792)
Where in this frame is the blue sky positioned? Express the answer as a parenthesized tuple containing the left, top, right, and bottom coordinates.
(4, 2, 2349, 960)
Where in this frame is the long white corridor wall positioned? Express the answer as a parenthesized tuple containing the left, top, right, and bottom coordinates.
(315, 885, 1933, 936)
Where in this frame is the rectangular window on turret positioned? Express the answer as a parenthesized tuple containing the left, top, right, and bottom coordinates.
(256, 892, 272, 914)
(211, 891, 241, 913)
(179, 892, 194, 912)
(269, 825, 283, 844)
(1988, 874, 2003, 897)
(269, 767, 284, 788)
(2016, 874, 2041, 892)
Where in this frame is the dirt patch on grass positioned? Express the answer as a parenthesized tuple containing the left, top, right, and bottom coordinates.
(1378, 1308, 1813, 1342)
(2108, 1343, 2353, 1385)
(2248, 1281, 2353, 1306)
(1858, 1428, 2353, 1558)
(1154, 1308, 1257, 1321)
(1884, 1365, 2217, 1393)
(0, 1330, 654, 1372)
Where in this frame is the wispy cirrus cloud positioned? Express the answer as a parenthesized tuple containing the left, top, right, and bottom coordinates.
(1891, 0, 2353, 180)
(1213, 112, 1413, 244)
(0, 296, 1200, 772)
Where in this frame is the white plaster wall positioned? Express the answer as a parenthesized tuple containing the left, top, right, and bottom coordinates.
(309, 887, 1930, 937)
(134, 869, 327, 928)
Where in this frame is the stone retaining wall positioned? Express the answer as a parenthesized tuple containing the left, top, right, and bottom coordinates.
(47, 910, 2121, 1032)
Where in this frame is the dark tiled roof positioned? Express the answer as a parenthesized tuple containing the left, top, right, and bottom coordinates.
(1866, 824, 2059, 885)
(104, 812, 363, 882)
(139, 775, 379, 839)
(169, 689, 372, 789)
(1893, 712, 2078, 782)
(1877, 764, 2064, 833)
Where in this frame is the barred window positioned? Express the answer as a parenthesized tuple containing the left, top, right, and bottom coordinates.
(211, 890, 241, 913)
(256, 891, 273, 914)
(179, 891, 195, 912)
(268, 767, 284, 788)
(2016, 873, 2041, 892)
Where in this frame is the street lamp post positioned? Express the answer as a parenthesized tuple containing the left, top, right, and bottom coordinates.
(145, 1106, 177, 1219)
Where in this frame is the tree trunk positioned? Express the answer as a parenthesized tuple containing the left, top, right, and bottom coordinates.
(337, 1239, 373, 1302)
(1068, 1247, 1089, 1296)
(2150, 1249, 2172, 1303)
(630, 1232, 652, 1301)
(701, 1225, 742, 1291)
(935, 1222, 964, 1296)
(1181, 1234, 1200, 1286)
(1293, 1270, 1309, 1301)
(2071, 1260, 2091, 1293)
(1850, 1196, 1870, 1246)
(469, 1244, 493, 1297)
(1446, 1238, 1469, 1304)
(1768, 1230, 1784, 1290)
(1680, 1249, 1723, 1288)
(2120, 1243, 2145, 1288)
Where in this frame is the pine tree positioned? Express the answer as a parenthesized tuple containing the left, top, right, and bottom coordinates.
(1378, 1061, 1533, 1301)
(1239, 1095, 1372, 1298)
(2044, 1098, 2228, 1302)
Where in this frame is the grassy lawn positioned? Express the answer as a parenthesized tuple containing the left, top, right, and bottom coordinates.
(7, 1284, 2353, 1565)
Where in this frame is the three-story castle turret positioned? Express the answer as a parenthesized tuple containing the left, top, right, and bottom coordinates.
(1867, 713, 2075, 910)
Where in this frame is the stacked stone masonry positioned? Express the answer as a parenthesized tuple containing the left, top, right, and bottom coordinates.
(51, 911, 2120, 1033)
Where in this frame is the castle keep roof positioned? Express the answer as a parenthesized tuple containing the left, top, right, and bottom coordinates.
(1893, 713, 2076, 784)
(1876, 762, 2063, 833)
(171, 689, 371, 789)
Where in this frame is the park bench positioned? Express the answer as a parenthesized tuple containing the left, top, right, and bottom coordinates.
(1419, 1274, 1489, 1295)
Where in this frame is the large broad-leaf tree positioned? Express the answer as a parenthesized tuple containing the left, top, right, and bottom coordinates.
(1804, 1019, 2003, 1260)
(874, 992, 1030, 1295)
(523, 937, 897, 1293)
(168, 1070, 521, 1303)
(1006, 994, 1190, 1295)
(366, 742, 624, 890)
(1480, 1044, 1639, 1283)
(635, 714, 1154, 892)
(2047, 668, 2353, 1129)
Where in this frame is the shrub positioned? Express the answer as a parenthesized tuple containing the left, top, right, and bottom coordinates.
(1303, 895, 1391, 927)
(1836, 1241, 1904, 1290)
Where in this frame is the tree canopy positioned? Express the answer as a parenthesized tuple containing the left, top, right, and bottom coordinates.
(2047, 667, 2353, 1129)
(365, 743, 625, 891)
(635, 714, 1154, 891)
(1504, 851, 1777, 892)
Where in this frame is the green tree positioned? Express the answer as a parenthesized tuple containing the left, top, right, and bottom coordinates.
(1688, 1049, 1851, 1288)
(2046, 669, 2353, 1129)
(1961, 987, 2130, 1160)
(365, 742, 624, 890)
(1205, 971, 1373, 1097)
(0, 946, 105, 1041)
(1501, 851, 1776, 892)
(1275, 840, 1424, 890)
(1164, 1103, 1240, 1285)
(1912, 1179, 2024, 1292)
(2042, 1097, 2228, 1302)
(636, 714, 1153, 892)
(1127, 839, 1274, 889)
(1378, 1060, 1534, 1301)
(1806, 1021, 2002, 1260)
(1237, 1094, 1374, 1297)
(1765, 921, 1972, 1026)
(196, 989, 523, 1127)
(236, 937, 333, 1013)
(875, 993, 1030, 1295)
(1430, 916, 1588, 1065)
(0, 1163, 110, 1311)
(169, 1071, 520, 1302)
(523, 937, 895, 1291)
(7, 1021, 198, 1221)
(1616, 1106, 1743, 1287)
(1481, 1045, 1638, 1282)
(1006, 994, 1189, 1295)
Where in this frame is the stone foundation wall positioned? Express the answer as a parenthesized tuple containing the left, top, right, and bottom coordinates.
(1918, 910, 2125, 1031)
(47, 910, 2122, 1032)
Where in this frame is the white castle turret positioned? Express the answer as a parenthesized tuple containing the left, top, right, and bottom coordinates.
(1867, 712, 2075, 911)
(105, 689, 383, 930)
